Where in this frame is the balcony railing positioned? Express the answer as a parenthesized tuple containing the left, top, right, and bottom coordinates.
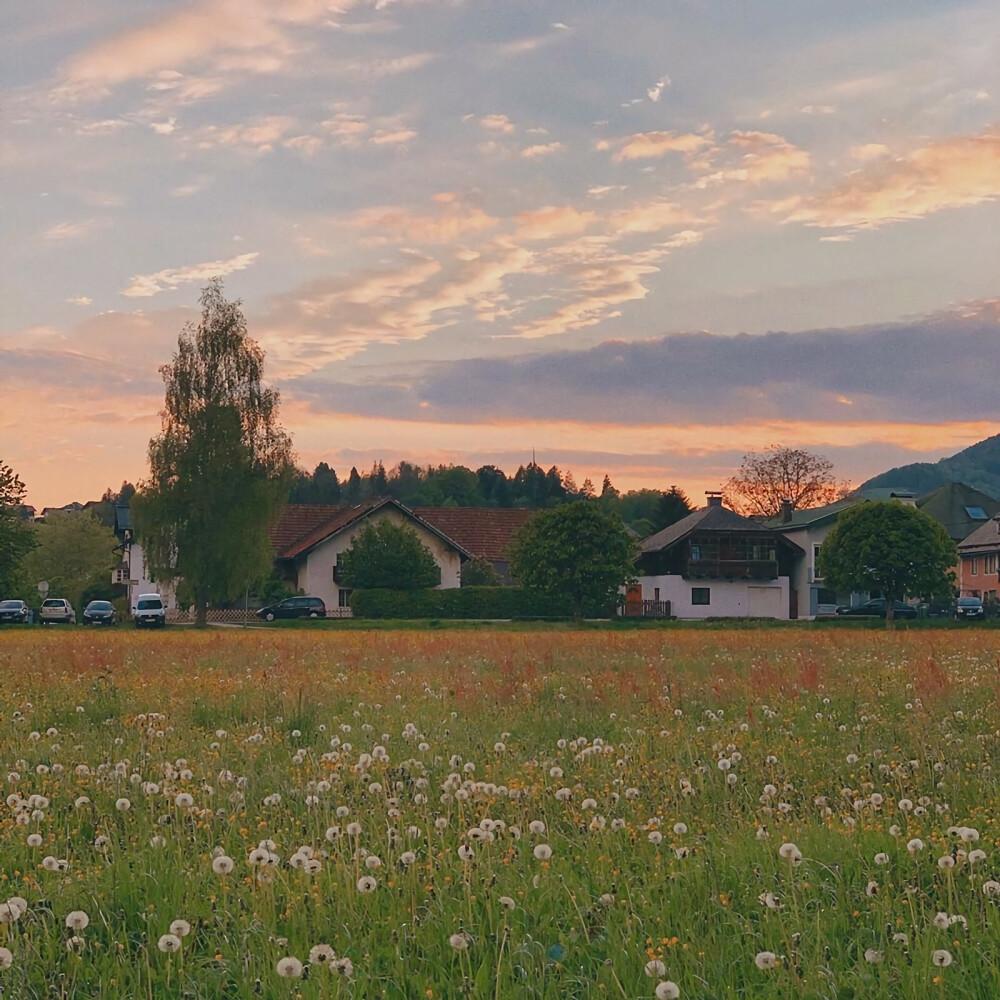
(685, 559, 779, 581)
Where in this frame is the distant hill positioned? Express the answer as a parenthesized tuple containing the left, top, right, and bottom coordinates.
(862, 433, 1000, 498)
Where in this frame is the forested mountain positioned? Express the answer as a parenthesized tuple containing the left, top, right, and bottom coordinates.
(862, 434, 1000, 498)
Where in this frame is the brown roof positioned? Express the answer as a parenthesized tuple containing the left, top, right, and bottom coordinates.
(271, 501, 535, 562)
(414, 507, 536, 562)
(640, 502, 799, 555)
(270, 504, 352, 555)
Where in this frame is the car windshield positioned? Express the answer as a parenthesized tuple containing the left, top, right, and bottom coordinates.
(957, 598, 982, 607)
(137, 598, 162, 610)
(42, 599, 64, 607)
(87, 601, 112, 611)
(0, 601, 21, 610)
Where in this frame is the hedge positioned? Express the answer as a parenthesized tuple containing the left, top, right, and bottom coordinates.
(350, 587, 611, 620)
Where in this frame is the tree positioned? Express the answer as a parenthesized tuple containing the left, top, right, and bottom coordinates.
(22, 511, 118, 611)
(658, 486, 693, 531)
(599, 474, 620, 503)
(461, 556, 500, 587)
(343, 467, 363, 505)
(338, 520, 441, 590)
(509, 501, 635, 618)
(725, 445, 850, 518)
(0, 460, 35, 598)
(133, 281, 293, 626)
(818, 501, 956, 626)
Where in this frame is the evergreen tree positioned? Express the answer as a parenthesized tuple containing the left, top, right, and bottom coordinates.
(343, 467, 363, 504)
(657, 485, 693, 530)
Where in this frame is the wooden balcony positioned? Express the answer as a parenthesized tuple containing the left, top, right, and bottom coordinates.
(684, 559, 779, 581)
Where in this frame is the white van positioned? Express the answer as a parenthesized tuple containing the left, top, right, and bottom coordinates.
(133, 594, 166, 629)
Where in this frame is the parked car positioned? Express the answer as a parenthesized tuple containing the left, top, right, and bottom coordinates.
(39, 598, 76, 625)
(954, 596, 984, 621)
(0, 600, 31, 624)
(837, 599, 918, 620)
(133, 594, 166, 629)
(83, 600, 117, 626)
(256, 596, 327, 622)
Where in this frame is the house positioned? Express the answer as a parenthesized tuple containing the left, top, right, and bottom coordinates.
(112, 505, 178, 612)
(270, 500, 536, 612)
(916, 482, 1000, 544)
(957, 516, 1000, 599)
(632, 493, 804, 619)
(408, 507, 535, 583)
(767, 489, 917, 617)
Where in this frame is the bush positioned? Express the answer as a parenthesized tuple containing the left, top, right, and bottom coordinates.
(351, 587, 612, 620)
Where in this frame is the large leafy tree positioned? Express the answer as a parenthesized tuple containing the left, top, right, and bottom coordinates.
(725, 445, 850, 518)
(509, 500, 634, 618)
(134, 281, 293, 626)
(0, 460, 35, 597)
(338, 520, 441, 590)
(819, 501, 956, 626)
(22, 511, 118, 611)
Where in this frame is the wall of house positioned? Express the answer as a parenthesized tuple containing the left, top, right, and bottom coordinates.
(778, 522, 865, 617)
(959, 552, 1000, 598)
(124, 541, 178, 612)
(636, 574, 791, 619)
(296, 507, 463, 611)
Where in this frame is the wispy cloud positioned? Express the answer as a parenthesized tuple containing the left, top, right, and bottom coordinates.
(121, 252, 260, 298)
(613, 131, 713, 162)
(779, 128, 1000, 229)
(43, 219, 104, 241)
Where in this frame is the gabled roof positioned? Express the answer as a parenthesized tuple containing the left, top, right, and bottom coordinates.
(767, 487, 919, 531)
(958, 516, 1000, 551)
(273, 498, 474, 560)
(916, 482, 1000, 542)
(640, 503, 797, 555)
(766, 496, 862, 530)
(413, 508, 535, 562)
(270, 503, 348, 554)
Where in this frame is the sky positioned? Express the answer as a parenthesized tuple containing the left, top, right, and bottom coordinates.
(3, 0, 1000, 508)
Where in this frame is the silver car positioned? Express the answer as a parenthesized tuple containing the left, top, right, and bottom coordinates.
(39, 598, 76, 625)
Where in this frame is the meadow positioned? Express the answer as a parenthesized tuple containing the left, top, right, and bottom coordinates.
(0, 628, 997, 998)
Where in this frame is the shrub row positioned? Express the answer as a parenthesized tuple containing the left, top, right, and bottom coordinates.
(350, 587, 609, 620)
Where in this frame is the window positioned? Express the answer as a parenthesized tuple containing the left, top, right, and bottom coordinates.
(813, 544, 823, 579)
(691, 587, 711, 606)
(971, 558, 979, 576)
(338, 589, 352, 609)
(653, 587, 660, 602)
(965, 506, 988, 520)
(987, 555, 998, 575)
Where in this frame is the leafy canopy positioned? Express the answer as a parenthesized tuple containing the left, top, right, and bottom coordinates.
(338, 519, 441, 590)
(0, 459, 35, 598)
(22, 511, 118, 610)
(133, 282, 293, 623)
(461, 556, 500, 587)
(509, 501, 635, 617)
(819, 501, 957, 613)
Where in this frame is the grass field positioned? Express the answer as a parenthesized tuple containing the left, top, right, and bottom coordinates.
(0, 628, 997, 998)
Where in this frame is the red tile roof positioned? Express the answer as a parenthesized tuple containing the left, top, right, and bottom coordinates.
(271, 501, 536, 562)
(414, 507, 536, 562)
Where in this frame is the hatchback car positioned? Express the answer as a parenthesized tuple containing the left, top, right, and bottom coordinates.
(837, 599, 918, 620)
(39, 598, 76, 625)
(83, 600, 117, 626)
(0, 600, 31, 624)
(256, 596, 327, 622)
(954, 596, 985, 621)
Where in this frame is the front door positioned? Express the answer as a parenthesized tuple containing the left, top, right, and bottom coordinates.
(624, 583, 643, 617)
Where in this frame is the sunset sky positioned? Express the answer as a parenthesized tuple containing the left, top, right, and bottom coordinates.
(3, 0, 1000, 508)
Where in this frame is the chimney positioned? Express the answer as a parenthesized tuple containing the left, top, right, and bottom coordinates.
(780, 498, 794, 523)
(705, 491, 723, 508)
